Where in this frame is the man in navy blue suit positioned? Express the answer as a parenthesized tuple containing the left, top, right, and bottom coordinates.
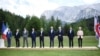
(39, 28, 44, 48)
(67, 27, 75, 48)
(31, 28, 36, 48)
(7, 28, 12, 47)
(49, 26, 55, 48)
(57, 26, 63, 48)
(14, 29, 20, 47)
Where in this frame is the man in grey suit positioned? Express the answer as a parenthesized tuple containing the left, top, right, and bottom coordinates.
(23, 28, 28, 48)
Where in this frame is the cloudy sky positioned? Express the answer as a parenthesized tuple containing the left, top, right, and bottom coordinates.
(0, 0, 100, 18)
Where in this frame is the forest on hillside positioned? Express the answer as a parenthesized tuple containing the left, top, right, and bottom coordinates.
(0, 9, 98, 36)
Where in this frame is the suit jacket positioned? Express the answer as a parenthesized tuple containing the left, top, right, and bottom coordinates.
(49, 30, 55, 40)
(7, 31, 12, 39)
(31, 31, 36, 39)
(15, 32, 20, 39)
(57, 30, 63, 38)
(77, 30, 84, 38)
(67, 30, 74, 38)
(39, 31, 44, 39)
(23, 31, 28, 38)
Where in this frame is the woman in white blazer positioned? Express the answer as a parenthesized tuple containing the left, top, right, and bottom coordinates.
(77, 27, 84, 48)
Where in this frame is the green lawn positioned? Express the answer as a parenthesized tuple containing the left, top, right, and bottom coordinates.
(0, 50, 100, 56)
(0, 36, 100, 56)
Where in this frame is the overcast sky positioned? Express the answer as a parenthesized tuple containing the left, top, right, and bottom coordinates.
(0, 0, 100, 18)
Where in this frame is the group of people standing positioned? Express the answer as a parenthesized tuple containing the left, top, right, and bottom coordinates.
(6, 26, 84, 48)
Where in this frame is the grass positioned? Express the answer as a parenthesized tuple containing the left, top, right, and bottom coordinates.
(0, 36, 100, 56)
(0, 49, 100, 56)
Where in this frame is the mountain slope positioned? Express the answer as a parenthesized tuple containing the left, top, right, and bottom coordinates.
(41, 3, 100, 23)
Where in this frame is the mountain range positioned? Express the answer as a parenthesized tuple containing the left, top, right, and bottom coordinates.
(41, 3, 100, 23)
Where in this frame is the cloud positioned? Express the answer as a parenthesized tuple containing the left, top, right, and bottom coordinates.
(0, 0, 100, 18)
(83, 0, 98, 4)
(0, 0, 59, 17)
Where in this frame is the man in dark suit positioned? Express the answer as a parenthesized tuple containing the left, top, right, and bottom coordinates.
(57, 26, 63, 48)
(49, 26, 55, 48)
(67, 27, 74, 48)
(31, 28, 36, 48)
(39, 28, 44, 48)
(14, 29, 20, 47)
(7, 28, 12, 47)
